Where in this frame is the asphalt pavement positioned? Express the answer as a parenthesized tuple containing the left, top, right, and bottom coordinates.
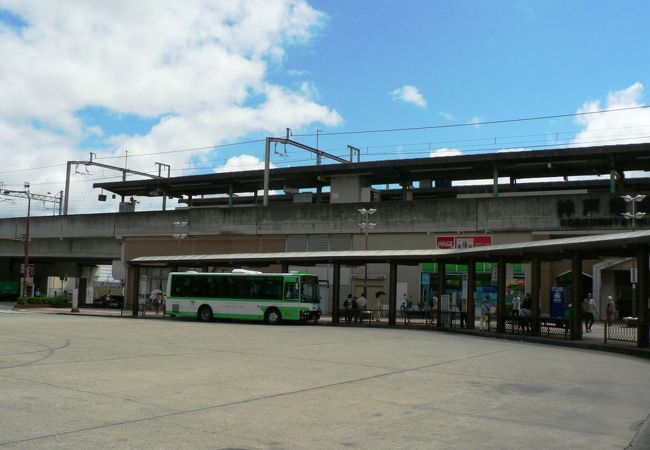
(0, 309, 649, 449)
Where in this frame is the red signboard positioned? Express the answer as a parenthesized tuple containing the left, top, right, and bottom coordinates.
(436, 235, 492, 249)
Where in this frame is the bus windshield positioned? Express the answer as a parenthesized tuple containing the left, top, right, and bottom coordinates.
(300, 277, 319, 303)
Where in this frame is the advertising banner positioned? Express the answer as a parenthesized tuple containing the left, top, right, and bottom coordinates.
(436, 235, 492, 249)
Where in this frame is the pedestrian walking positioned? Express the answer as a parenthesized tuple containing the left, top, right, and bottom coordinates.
(343, 294, 353, 324)
(480, 297, 490, 331)
(150, 289, 163, 315)
(355, 292, 367, 324)
(582, 292, 598, 332)
(511, 292, 521, 317)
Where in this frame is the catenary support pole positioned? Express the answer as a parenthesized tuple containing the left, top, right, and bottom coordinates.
(63, 161, 73, 215)
(263, 137, 271, 206)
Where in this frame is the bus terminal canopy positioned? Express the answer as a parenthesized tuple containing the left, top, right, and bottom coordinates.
(129, 230, 650, 267)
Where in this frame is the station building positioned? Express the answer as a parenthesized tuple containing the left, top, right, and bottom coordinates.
(91, 142, 650, 319)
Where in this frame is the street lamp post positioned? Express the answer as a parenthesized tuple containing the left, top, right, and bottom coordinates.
(23, 187, 31, 297)
(621, 194, 647, 229)
(172, 221, 189, 254)
(358, 208, 377, 297)
(621, 194, 646, 319)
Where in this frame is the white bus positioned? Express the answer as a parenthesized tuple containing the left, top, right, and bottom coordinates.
(165, 270, 321, 324)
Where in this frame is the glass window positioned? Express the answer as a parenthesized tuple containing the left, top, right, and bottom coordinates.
(284, 282, 299, 300)
(300, 277, 319, 304)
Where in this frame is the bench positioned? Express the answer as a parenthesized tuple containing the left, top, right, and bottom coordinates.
(336, 309, 371, 324)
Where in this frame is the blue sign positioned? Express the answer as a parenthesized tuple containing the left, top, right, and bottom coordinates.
(550, 287, 565, 318)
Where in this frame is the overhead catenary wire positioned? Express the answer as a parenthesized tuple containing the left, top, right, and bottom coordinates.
(292, 105, 650, 137)
(0, 105, 648, 179)
(11, 130, 650, 186)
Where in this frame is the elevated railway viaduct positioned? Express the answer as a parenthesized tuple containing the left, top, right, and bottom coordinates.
(1, 143, 649, 344)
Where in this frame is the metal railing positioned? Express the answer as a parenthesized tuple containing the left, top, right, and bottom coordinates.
(604, 319, 638, 344)
(400, 307, 434, 326)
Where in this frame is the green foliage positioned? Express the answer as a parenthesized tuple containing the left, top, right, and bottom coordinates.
(26, 296, 44, 304)
(15, 296, 71, 307)
(48, 296, 71, 307)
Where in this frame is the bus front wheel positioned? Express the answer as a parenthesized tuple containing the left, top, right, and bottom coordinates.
(265, 308, 282, 325)
(198, 305, 213, 322)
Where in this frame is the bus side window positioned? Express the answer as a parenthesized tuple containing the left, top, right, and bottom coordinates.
(285, 282, 299, 300)
(261, 278, 282, 300)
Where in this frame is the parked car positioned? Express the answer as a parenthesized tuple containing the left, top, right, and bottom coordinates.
(107, 295, 124, 309)
(93, 294, 124, 308)
(93, 294, 110, 307)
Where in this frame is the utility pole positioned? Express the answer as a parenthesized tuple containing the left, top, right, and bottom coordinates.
(0, 183, 32, 297)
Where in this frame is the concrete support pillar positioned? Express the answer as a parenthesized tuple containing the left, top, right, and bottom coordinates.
(389, 262, 397, 325)
(467, 259, 476, 329)
(332, 263, 340, 324)
(636, 246, 649, 348)
(492, 166, 499, 197)
(571, 253, 583, 340)
(437, 261, 445, 327)
(531, 255, 541, 336)
(497, 258, 506, 333)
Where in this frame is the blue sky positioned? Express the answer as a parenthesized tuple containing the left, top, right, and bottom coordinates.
(265, 0, 650, 157)
(0, 0, 649, 216)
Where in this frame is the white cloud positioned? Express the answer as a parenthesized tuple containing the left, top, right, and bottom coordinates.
(287, 69, 311, 77)
(215, 154, 271, 173)
(429, 147, 462, 157)
(0, 0, 341, 216)
(298, 80, 320, 100)
(214, 154, 279, 197)
(468, 117, 482, 127)
(390, 85, 427, 107)
(438, 111, 454, 120)
(497, 147, 529, 153)
(573, 82, 650, 147)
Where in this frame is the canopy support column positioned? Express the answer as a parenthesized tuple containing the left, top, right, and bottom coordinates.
(531, 255, 541, 336)
(437, 261, 445, 327)
(389, 262, 397, 325)
(497, 258, 506, 333)
(332, 262, 341, 324)
(571, 253, 583, 340)
(636, 246, 649, 348)
(127, 264, 140, 317)
(466, 259, 476, 329)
